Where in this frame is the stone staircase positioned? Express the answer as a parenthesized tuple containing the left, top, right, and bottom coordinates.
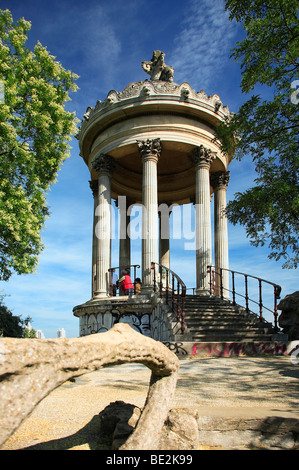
(183, 295, 276, 342)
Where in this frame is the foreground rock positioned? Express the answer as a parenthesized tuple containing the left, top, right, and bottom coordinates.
(278, 291, 299, 340)
(99, 401, 199, 450)
(0, 324, 179, 450)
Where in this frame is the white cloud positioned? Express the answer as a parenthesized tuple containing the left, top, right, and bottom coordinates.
(169, 0, 238, 90)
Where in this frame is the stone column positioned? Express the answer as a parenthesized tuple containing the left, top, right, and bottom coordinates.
(192, 145, 216, 295)
(159, 210, 170, 269)
(89, 180, 98, 298)
(137, 138, 161, 292)
(159, 221, 170, 268)
(211, 171, 230, 298)
(118, 196, 131, 272)
(91, 154, 115, 298)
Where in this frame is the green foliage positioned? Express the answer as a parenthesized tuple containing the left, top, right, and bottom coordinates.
(0, 9, 79, 280)
(0, 299, 24, 337)
(0, 296, 37, 337)
(215, 0, 299, 268)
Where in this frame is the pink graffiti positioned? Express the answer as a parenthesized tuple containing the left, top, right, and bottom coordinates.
(191, 342, 287, 357)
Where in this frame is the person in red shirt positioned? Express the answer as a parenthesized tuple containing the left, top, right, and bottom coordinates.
(119, 270, 134, 296)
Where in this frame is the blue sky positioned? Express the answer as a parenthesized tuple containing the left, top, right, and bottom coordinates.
(2, 0, 298, 338)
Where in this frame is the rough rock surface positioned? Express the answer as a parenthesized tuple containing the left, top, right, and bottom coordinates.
(278, 291, 299, 340)
(0, 323, 179, 450)
(99, 401, 199, 450)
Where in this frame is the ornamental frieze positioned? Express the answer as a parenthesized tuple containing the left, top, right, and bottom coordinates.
(77, 80, 230, 138)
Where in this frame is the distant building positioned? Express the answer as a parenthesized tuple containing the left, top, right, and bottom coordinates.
(57, 328, 66, 338)
(36, 330, 45, 339)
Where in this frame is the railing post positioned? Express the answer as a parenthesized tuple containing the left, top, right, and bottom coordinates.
(258, 279, 263, 321)
(176, 280, 180, 324)
(172, 274, 175, 305)
(166, 270, 169, 304)
(244, 274, 249, 313)
(151, 263, 156, 292)
(232, 271, 236, 305)
(207, 266, 212, 295)
(109, 271, 113, 297)
(220, 268, 224, 300)
(134, 265, 137, 293)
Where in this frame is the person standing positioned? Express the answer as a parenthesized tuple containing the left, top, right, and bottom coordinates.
(119, 270, 134, 297)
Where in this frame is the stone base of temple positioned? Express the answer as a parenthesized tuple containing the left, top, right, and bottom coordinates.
(73, 294, 183, 340)
(73, 293, 290, 360)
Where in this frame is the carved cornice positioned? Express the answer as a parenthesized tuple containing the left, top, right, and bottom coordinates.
(77, 80, 231, 139)
(211, 171, 230, 189)
(137, 138, 162, 162)
(92, 154, 115, 175)
(192, 145, 216, 168)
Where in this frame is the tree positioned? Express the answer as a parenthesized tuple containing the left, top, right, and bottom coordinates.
(0, 9, 78, 280)
(23, 315, 36, 338)
(0, 299, 24, 337)
(0, 300, 36, 337)
(215, 0, 299, 268)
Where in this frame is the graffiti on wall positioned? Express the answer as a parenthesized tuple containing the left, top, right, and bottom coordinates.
(190, 341, 287, 357)
(79, 310, 150, 337)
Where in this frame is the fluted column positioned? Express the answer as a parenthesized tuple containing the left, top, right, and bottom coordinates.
(159, 211, 170, 269)
(192, 145, 216, 295)
(137, 138, 161, 292)
(211, 171, 230, 298)
(89, 180, 98, 298)
(92, 154, 115, 298)
(118, 196, 131, 272)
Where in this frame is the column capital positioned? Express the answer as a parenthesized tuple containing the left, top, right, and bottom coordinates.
(137, 138, 162, 162)
(211, 171, 230, 190)
(192, 145, 216, 168)
(89, 179, 98, 197)
(92, 154, 115, 175)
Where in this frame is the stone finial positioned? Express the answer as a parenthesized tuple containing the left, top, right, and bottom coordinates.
(211, 171, 230, 189)
(92, 154, 115, 175)
(192, 145, 216, 168)
(142, 51, 174, 82)
(137, 138, 162, 160)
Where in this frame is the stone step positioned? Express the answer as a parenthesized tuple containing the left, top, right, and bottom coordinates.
(188, 324, 272, 332)
(184, 313, 257, 321)
(185, 315, 267, 323)
(184, 308, 247, 317)
(191, 333, 274, 342)
(180, 295, 275, 343)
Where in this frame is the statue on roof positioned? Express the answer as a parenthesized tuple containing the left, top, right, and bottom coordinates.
(142, 51, 174, 82)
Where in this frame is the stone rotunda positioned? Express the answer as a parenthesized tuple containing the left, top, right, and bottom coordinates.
(73, 51, 233, 339)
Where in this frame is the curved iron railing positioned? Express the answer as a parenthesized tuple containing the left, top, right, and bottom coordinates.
(207, 266, 282, 331)
(151, 262, 186, 334)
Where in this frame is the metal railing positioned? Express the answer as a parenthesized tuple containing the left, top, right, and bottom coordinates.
(151, 262, 186, 334)
(108, 265, 141, 296)
(207, 266, 282, 331)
